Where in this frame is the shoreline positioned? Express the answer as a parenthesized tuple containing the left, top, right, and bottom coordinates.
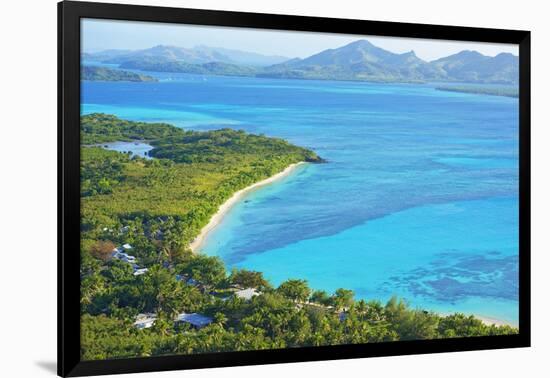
(438, 311, 515, 327)
(185, 157, 516, 329)
(189, 162, 306, 253)
(475, 315, 516, 327)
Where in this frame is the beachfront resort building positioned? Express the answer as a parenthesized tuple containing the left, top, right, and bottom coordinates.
(111, 244, 151, 277)
(235, 288, 260, 300)
(175, 312, 213, 329)
(134, 312, 212, 331)
(111, 244, 137, 264)
(133, 268, 149, 276)
(133, 313, 157, 329)
(112, 250, 136, 264)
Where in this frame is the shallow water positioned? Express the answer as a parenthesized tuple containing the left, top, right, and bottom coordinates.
(82, 73, 519, 324)
(96, 141, 153, 159)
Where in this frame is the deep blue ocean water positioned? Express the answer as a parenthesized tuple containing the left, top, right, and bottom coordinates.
(82, 72, 519, 324)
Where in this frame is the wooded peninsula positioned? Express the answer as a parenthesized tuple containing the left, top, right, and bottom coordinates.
(80, 114, 517, 361)
(435, 85, 519, 98)
(81, 66, 158, 82)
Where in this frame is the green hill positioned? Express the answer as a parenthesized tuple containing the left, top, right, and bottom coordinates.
(119, 59, 257, 77)
(431, 51, 518, 84)
(81, 66, 157, 82)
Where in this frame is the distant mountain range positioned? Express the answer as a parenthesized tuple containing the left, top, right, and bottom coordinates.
(83, 40, 519, 84)
(85, 45, 290, 67)
(260, 40, 446, 82)
(430, 50, 519, 84)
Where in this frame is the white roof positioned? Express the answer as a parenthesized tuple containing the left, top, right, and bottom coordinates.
(122, 243, 132, 249)
(133, 313, 156, 329)
(133, 268, 148, 276)
(175, 312, 212, 327)
(120, 256, 135, 262)
(235, 288, 259, 300)
(112, 251, 137, 263)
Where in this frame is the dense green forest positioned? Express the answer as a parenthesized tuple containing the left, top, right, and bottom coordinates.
(81, 66, 158, 82)
(80, 114, 517, 361)
(81, 114, 185, 144)
(120, 59, 257, 77)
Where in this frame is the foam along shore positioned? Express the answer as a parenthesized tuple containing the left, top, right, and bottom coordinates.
(189, 162, 306, 253)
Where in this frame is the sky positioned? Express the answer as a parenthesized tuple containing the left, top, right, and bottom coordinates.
(82, 18, 518, 62)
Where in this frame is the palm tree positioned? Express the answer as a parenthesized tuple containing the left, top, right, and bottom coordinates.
(214, 312, 228, 327)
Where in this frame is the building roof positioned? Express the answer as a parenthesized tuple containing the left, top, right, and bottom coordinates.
(133, 313, 156, 329)
(133, 268, 148, 276)
(235, 288, 259, 300)
(113, 251, 135, 259)
(186, 278, 199, 286)
(175, 312, 213, 328)
(120, 256, 135, 262)
(122, 243, 133, 249)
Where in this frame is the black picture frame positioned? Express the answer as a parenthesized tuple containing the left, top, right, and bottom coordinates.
(58, 1, 531, 376)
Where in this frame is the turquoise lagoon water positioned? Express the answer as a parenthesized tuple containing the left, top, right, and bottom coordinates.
(82, 73, 519, 325)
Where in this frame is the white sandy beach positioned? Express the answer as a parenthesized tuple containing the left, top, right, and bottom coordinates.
(476, 315, 515, 327)
(189, 162, 306, 252)
(439, 311, 515, 327)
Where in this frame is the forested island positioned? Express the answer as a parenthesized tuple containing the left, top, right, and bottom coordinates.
(82, 66, 158, 82)
(119, 59, 257, 77)
(435, 85, 519, 98)
(80, 114, 517, 360)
